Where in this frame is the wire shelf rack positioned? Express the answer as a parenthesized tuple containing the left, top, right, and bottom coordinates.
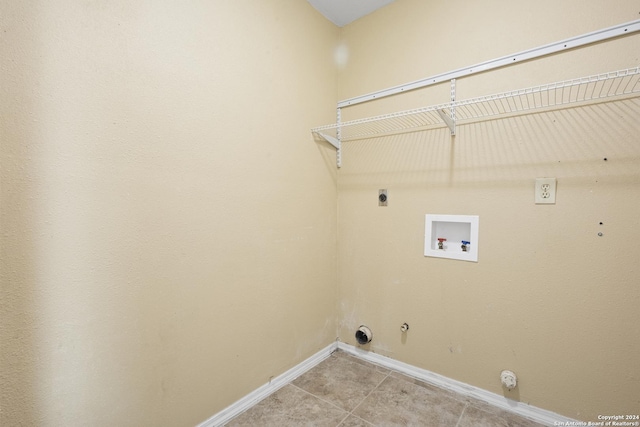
(312, 67, 640, 142)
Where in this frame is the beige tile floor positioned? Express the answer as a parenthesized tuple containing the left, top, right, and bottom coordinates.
(225, 350, 546, 426)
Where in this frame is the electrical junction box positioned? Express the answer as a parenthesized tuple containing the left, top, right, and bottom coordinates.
(424, 214, 479, 262)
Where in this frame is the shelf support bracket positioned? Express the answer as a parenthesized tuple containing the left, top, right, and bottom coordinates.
(314, 108, 342, 167)
(437, 79, 456, 135)
(437, 109, 455, 134)
(317, 132, 340, 150)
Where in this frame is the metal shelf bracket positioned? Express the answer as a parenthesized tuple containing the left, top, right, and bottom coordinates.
(317, 132, 340, 150)
(437, 79, 457, 135)
(436, 109, 455, 134)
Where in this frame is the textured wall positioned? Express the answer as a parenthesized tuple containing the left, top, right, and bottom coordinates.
(335, 0, 640, 421)
(0, 1, 338, 425)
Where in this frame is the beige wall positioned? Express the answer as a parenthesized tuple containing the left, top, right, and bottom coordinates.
(0, 1, 338, 426)
(336, 0, 640, 421)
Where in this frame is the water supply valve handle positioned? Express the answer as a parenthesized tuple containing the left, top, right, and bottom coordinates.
(437, 238, 447, 242)
(461, 240, 470, 245)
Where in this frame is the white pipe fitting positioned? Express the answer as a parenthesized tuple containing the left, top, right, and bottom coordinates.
(355, 325, 372, 344)
(500, 370, 517, 390)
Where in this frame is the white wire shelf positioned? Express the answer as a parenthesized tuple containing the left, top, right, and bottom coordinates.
(312, 67, 640, 143)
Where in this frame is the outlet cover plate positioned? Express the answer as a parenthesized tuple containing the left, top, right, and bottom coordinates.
(535, 178, 556, 204)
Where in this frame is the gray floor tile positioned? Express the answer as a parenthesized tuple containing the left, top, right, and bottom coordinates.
(352, 375, 467, 426)
(458, 404, 546, 427)
(389, 371, 468, 403)
(337, 414, 376, 426)
(225, 384, 348, 427)
(333, 351, 392, 375)
(292, 351, 388, 411)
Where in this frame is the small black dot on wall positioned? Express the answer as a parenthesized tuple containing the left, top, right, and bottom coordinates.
(599, 222, 603, 225)
(603, 157, 608, 161)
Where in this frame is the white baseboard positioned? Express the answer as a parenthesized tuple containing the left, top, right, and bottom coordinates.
(337, 342, 577, 427)
(198, 340, 578, 427)
(197, 341, 338, 427)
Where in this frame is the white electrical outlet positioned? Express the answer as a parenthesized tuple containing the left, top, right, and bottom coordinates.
(535, 178, 556, 204)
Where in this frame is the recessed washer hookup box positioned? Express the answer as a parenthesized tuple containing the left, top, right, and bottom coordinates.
(424, 214, 479, 262)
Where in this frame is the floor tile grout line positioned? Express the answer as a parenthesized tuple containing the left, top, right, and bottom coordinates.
(335, 410, 375, 427)
(333, 355, 390, 427)
(287, 382, 373, 427)
(291, 356, 392, 427)
(343, 369, 393, 426)
(284, 354, 392, 426)
(335, 412, 352, 427)
(340, 413, 376, 427)
(288, 382, 352, 416)
(454, 402, 469, 427)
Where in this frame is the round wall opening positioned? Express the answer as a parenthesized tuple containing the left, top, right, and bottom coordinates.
(355, 325, 372, 344)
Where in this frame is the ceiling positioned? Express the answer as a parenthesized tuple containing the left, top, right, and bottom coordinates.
(306, 0, 396, 27)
